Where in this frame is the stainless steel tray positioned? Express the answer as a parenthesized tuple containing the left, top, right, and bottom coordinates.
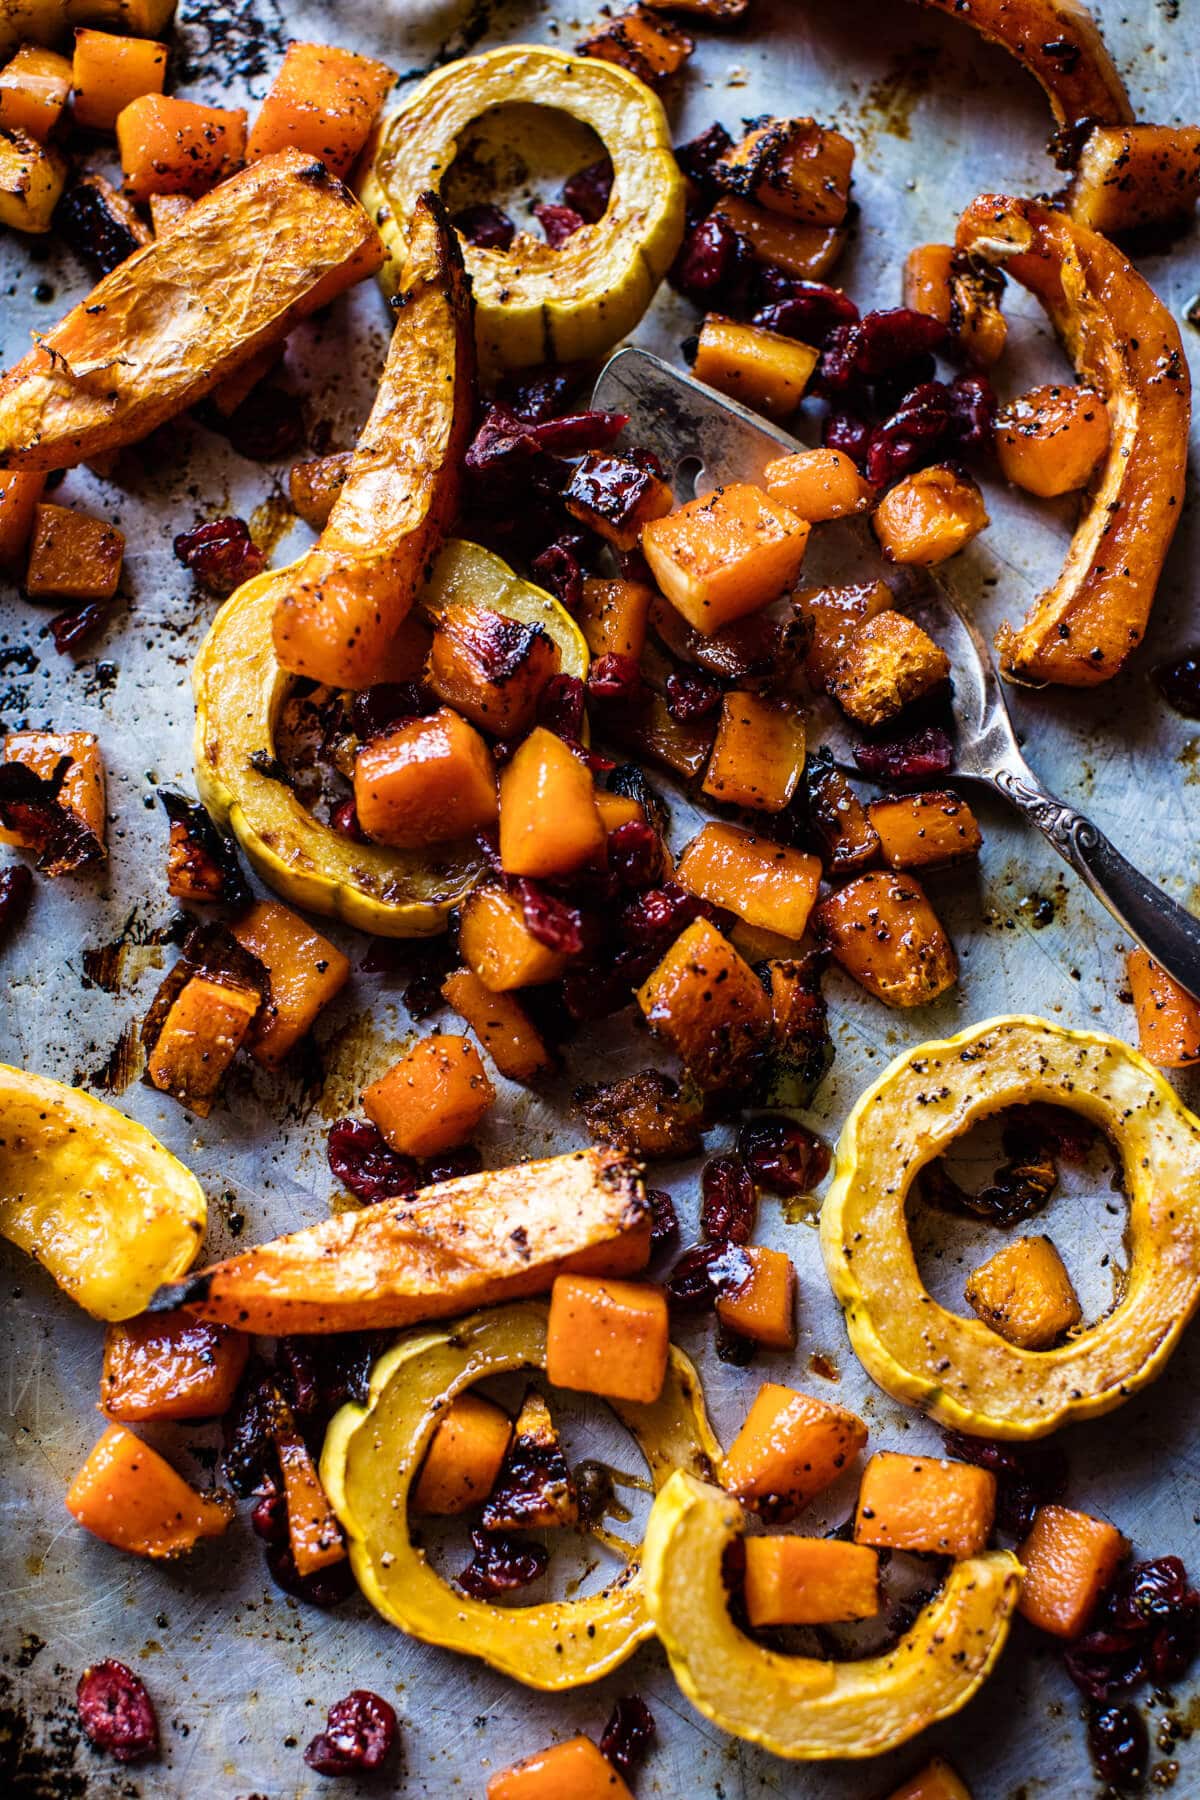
(2, 0, 1198, 1793)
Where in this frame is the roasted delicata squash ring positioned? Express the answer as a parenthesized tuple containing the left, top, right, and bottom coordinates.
(193, 540, 587, 937)
(0, 1066, 206, 1320)
(643, 1470, 1022, 1759)
(360, 44, 686, 372)
(321, 1303, 720, 1689)
(821, 1015, 1200, 1440)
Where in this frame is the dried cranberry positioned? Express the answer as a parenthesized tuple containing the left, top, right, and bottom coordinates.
(464, 405, 564, 506)
(536, 672, 586, 739)
(534, 200, 586, 246)
(403, 966, 445, 1021)
(647, 1186, 679, 1251)
(173, 515, 265, 597)
(560, 947, 649, 1021)
(588, 651, 645, 705)
(737, 1115, 830, 1195)
(250, 1484, 287, 1544)
(674, 122, 732, 189)
(531, 533, 589, 612)
(864, 380, 952, 486)
(304, 1690, 398, 1777)
(700, 1153, 757, 1246)
(947, 371, 997, 451)
(1114, 1557, 1191, 1627)
(76, 1660, 159, 1764)
(1154, 651, 1200, 719)
(327, 1117, 420, 1205)
(665, 1242, 752, 1312)
(754, 284, 859, 346)
(1020, 1102, 1097, 1164)
(816, 322, 861, 394)
(856, 308, 948, 377)
(822, 407, 873, 469)
(665, 667, 723, 721)
(852, 725, 954, 781)
(223, 1372, 286, 1495)
(532, 410, 629, 455)
(621, 881, 720, 952)
(458, 1528, 548, 1599)
(600, 1695, 656, 1783)
(223, 385, 306, 462)
(452, 201, 515, 249)
(422, 1144, 483, 1185)
(607, 818, 662, 888)
(500, 366, 581, 423)
(562, 155, 614, 222)
(871, 353, 939, 416)
(671, 211, 755, 305)
(50, 599, 110, 654)
(1150, 1608, 1200, 1684)
(330, 798, 364, 841)
(1087, 1703, 1147, 1788)
(0, 863, 33, 944)
(715, 1321, 757, 1364)
(266, 1539, 356, 1606)
(1066, 1629, 1148, 1704)
(516, 878, 585, 954)
(350, 682, 431, 741)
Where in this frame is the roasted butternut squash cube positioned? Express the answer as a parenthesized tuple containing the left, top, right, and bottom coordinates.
(677, 821, 820, 941)
(24, 501, 123, 600)
(594, 790, 645, 833)
(1017, 1504, 1129, 1639)
(0, 44, 72, 143)
(826, 610, 949, 729)
(885, 1758, 973, 1800)
(101, 1310, 249, 1422)
(230, 898, 350, 1067)
(855, 1451, 995, 1559)
(426, 604, 561, 738)
(575, 1067, 702, 1161)
(498, 726, 606, 878)
(994, 383, 1110, 499)
(488, 1735, 634, 1800)
(288, 449, 351, 529)
(965, 1235, 1082, 1350)
(867, 790, 982, 871)
(245, 40, 394, 178)
(804, 746, 881, 873)
(412, 1391, 512, 1515)
(481, 1387, 578, 1531)
(903, 243, 1006, 365)
(1127, 948, 1200, 1068)
(872, 464, 989, 567)
(145, 972, 260, 1115)
(459, 884, 570, 992)
(795, 579, 893, 692)
(441, 967, 554, 1083)
(577, 6, 694, 90)
(72, 29, 167, 133)
(66, 1423, 233, 1559)
(763, 447, 870, 521)
(1, 728, 106, 872)
(716, 118, 854, 225)
(604, 690, 716, 779)
(692, 315, 818, 422)
(564, 450, 674, 552)
(363, 1032, 495, 1158)
(0, 468, 45, 564)
(760, 952, 834, 1107)
(702, 690, 806, 812)
(577, 576, 653, 660)
(353, 707, 497, 849)
(116, 93, 247, 202)
(721, 1382, 868, 1519)
(0, 126, 65, 231)
(744, 1535, 879, 1627)
(545, 1273, 669, 1405)
(711, 196, 846, 280)
(815, 871, 956, 1008)
(715, 1245, 797, 1349)
(641, 483, 810, 636)
(1068, 124, 1200, 235)
(636, 916, 773, 1090)
(276, 1422, 346, 1576)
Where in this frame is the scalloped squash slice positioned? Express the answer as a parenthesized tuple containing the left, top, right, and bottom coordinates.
(0, 1066, 206, 1320)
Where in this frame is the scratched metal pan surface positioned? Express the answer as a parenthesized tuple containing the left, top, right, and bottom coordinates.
(1, 0, 1199, 1793)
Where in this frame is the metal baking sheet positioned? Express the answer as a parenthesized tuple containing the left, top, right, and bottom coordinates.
(2, 0, 1199, 1793)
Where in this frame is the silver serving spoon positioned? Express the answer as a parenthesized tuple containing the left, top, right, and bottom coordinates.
(592, 346, 1200, 1001)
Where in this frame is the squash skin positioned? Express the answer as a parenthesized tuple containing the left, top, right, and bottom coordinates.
(909, 0, 1132, 130)
(321, 1304, 720, 1689)
(820, 1015, 1200, 1439)
(956, 195, 1189, 686)
(643, 1470, 1021, 1759)
(0, 1065, 205, 1320)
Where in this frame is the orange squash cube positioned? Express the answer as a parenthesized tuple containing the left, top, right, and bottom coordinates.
(426, 604, 561, 739)
(711, 196, 845, 280)
(886, 1758, 973, 1800)
(692, 315, 818, 421)
(101, 1310, 249, 1422)
(441, 967, 553, 1084)
(676, 821, 820, 941)
(564, 450, 674, 551)
(743, 1535, 879, 1627)
(717, 117, 854, 225)
(0, 126, 67, 231)
(1068, 124, 1200, 235)
(872, 464, 989, 566)
(721, 1383, 868, 1519)
(116, 93, 247, 201)
(964, 1235, 1082, 1350)
(498, 727, 606, 879)
(795, 578, 893, 691)
(72, 29, 167, 133)
(815, 871, 957, 1008)
(577, 576, 653, 660)
(1127, 948, 1200, 1068)
(545, 1274, 669, 1405)
(0, 44, 72, 142)
(413, 1391, 513, 1515)
(245, 40, 394, 177)
(903, 243, 1006, 365)
(994, 383, 1111, 499)
(604, 690, 717, 780)
(230, 898, 350, 1067)
(805, 748, 881, 872)
(763, 447, 870, 521)
(354, 707, 497, 849)
(24, 501, 123, 600)
(1, 728, 106, 872)
(0, 468, 45, 563)
(867, 790, 982, 871)
(594, 791, 645, 833)
(363, 1032, 495, 1158)
(66, 1423, 233, 1558)
(1017, 1503, 1129, 1639)
(459, 885, 570, 992)
(641, 483, 810, 636)
(826, 610, 950, 729)
(855, 1451, 996, 1559)
(145, 972, 260, 1115)
(636, 916, 773, 1090)
(702, 690, 806, 812)
(276, 1421, 346, 1576)
(487, 1735, 634, 1800)
(715, 1245, 797, 1349)
(577, 6, 694, 90)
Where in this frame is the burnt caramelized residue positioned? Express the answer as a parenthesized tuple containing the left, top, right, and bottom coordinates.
(395, 0, 499, 81)
(88, 1019, 143, 1095)
(0, 1675, 88, 1799)
(858, 45, 945, 145)
(173, 0, 287, 85)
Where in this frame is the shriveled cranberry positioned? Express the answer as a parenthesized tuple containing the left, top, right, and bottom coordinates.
(464, 405, 565, 505)
(562, 155, 614, 222)
(327, 1117, 420, 1205)
(501, 367, 580, 423)
(647, 1186, 679, 1251)
(174, 515, 265, 597)
(266, 1539, 356, 1606)
(674, 121, 732, 189)
(534, 199, 586, 246)
(1153, 651, 1200, 719)
(871, 353, 939, 416)
(715, 1321, 756, 1364)
(738, 1115, 831, 1195)
(223, 1372, 286, 1495)
(531, 410, 629, 455)
(1114, 1557, 1191, 1628)
(665, 1242, 752, 1312)
(250, 1484, 288, 1544)
(458, 1528, 548, 1599)
(561, 946, 649, 1021)
(330, 798, 365, 841)
(1087, 1703, 1147, 1789)
(422, 1144, 483, 1185)
(856, 308, 948, 377)
(536, 672, 586, 739)
(304, 1690, 398, 1777)
(0, 863, 33, 944)
(754, 284, 858, 346)
(947, 371, 997, 451)
(516, 878, 585, 955)
(853, 725, 954, 781)
(1021, 1101, 1097, 1164)
(452, 201, 515, 249)
(672, 211, 754, 304)
(223, 385, 306, 462)
(1066, 1629, 1148, 1703)
(607, 818, 662, 888)
(865, 380, 952, 486)
(1150, 1607, 1200, 1684)
(76, 1660, 159, 1764)
(402, 966, 445, 1021)
(588, 651, 645, 705)
(531, 532, 589, 612)
(700, 1153, 757, 1246)
(619, 882, 709, 951)
(665, 667, 723, 722)
(50, 599, 110, 654)
(822, 407, 873, 469)
(816, 322, 861, 394)
(350, 682, 431, 741)
(600, 1695, 656, 1783)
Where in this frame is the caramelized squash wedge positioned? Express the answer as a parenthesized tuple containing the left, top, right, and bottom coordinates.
(361, 44, 685, 373)
(956, 195, 1190, 686)
(0, 150, 382, 471)
(0, 4, 177, 58)
(0, 1065, 205, 1320)
(321, 1303, 720, 1688)
(643, 1470, 1021, 1759)
(908, 0, 1132, 130)
(821, 1015, 1200, 1438)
